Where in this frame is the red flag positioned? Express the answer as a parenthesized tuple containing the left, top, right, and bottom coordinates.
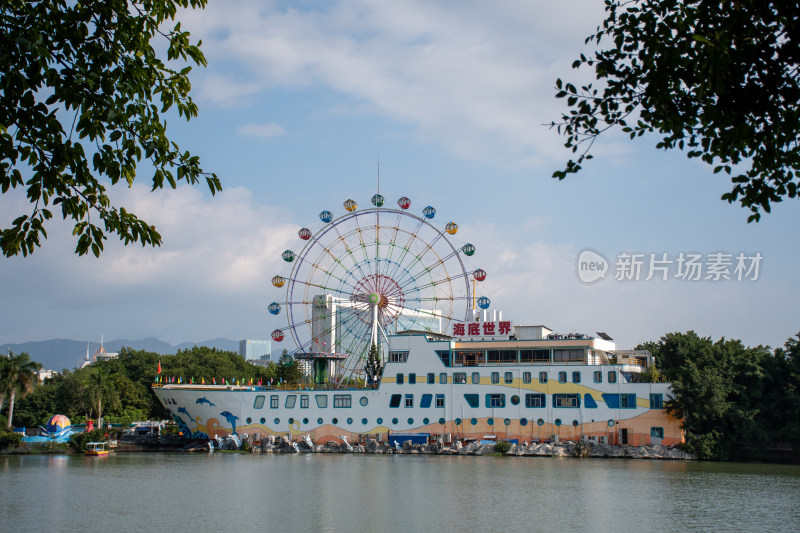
(157, 361, 161, 374)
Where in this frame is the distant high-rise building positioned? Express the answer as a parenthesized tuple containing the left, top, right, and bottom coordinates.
(239, 339, 271, 361)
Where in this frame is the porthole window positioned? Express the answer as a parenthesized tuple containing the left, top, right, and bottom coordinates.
(346, 417, 353, 424)
(537, 418, 544, 426)
(360, 396, 368, 406)
(455, 418, 462, 425)
(555, 418, 562, 426)
(274, 418, 280, 425)
(487, 418, 494, 426)
(423, 418, 430, 425)
(260, 417, 265, 424)
(317, 418, 323, 424)
(520, 418, 528, 426)
(439, 418, 446, 425)
(377, 418, 383, 425)
(573, 420, 579, 427)
(332, 418, 338, 424)
(288, 417, 294, 424)
(608, 419, 615, 427)
(407, 418, 414, 424)
(392, 418, 399, 425)
(246, 417, 252, 424)
(510, 395, 520, 405)
(362, 418, 368, 425)
(470, 418, 478, 426)
(504, 418, 511, 426)
(303, 418, 309, 424)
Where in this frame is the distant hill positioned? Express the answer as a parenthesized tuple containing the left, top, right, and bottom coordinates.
(0, 337, 240, 371)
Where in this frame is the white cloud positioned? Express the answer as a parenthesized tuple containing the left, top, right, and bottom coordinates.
(237, 122, 286, 139)
(180, 0, 607, 166)
(198, 73, 261, 108)
(0, 185, 297, 344)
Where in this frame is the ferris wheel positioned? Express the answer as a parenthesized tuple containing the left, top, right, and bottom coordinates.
(269, 194, 489, 383)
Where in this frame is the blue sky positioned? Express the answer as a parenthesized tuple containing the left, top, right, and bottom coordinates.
(1, 0, 798, 355)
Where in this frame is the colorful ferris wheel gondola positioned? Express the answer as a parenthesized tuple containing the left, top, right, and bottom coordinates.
(423, 206, 436, 219)
(298, 228, 312, 240)
(371, 194, 384, 207)
(397, 196, 411, 210)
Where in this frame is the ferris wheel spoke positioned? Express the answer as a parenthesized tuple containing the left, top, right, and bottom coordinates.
(407, 271, 471, 293)
(383, 219, 425, 281)
(330, 221, 373, 282)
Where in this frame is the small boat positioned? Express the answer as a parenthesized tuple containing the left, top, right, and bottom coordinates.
(85, 442, 108, 456)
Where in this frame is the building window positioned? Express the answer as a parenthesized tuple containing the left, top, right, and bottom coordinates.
(472, 372, 480, 384)
(608, 371, 617, 383)
(253, 395, 265, 409)
(650, 393, 664, 409)
(572, 371, 581, 384)
(620, 393, 636, 408)
(405, 394, 414, 408)
(504, 372, 513, 384)
(539, 372, 548, 384)
(389, 351, 408, 362)
(389, 394, 401, 408)
(285, 395, 296, 409)
(523, 372, 531, 384)
(520, 349, 550, 362)
(435, 394, 445, 408)
(553, 393, 581, 408)
(300, 395, 309, 408)
(333, 394, 352, 408)
(396, 373, 404, 385)
(316, 395, 328, 408)
(454, 372, 467, 384)
(486, 394, 505, 408)
(420, 394, 432, 408)
(491, 372, 499, 384)
(593, 371, 602, 383)
(270, 395, 278, 409)
(427, 373, 435, 384)
(558, 371, 567, 383)
(409, 373, 416, 385)
(439, 373, 448, 384)
(651, 427, 664, 439)
(553, 349, 584, 362)
(525, 393, 545, 408)
(487, 350, 517, 364)
(464, 394, 480, 408)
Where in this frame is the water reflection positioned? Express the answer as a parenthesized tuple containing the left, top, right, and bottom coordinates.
(0, 454, 798, 532)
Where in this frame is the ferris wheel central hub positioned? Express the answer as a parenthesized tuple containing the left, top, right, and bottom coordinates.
(352, 274, 404, 326)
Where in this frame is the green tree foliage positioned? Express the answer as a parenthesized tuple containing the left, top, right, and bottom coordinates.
(639, 331, 792, 460)
(13, 346, 281, 426)
(364, 343, 383, 388)
(552, 1, 800, 221)
(0, 352, 41, 428)
(0, 0, 220, 257)
(83, 366, 120, 426)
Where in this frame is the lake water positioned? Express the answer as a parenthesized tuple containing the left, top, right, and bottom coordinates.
(1, 453, 799, 532)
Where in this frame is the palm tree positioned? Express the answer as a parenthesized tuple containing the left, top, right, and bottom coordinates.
(1, 352, 41, 428)
(84, 366, 120, 429)
(0, 356, 9, 417)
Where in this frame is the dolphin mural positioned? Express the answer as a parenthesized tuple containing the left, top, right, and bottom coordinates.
(196, 397, 215, 406)
(177, 407, 191, 420)
(220, 411, 239, 435)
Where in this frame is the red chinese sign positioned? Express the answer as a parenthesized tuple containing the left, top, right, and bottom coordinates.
(452, 321, 512, 339)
